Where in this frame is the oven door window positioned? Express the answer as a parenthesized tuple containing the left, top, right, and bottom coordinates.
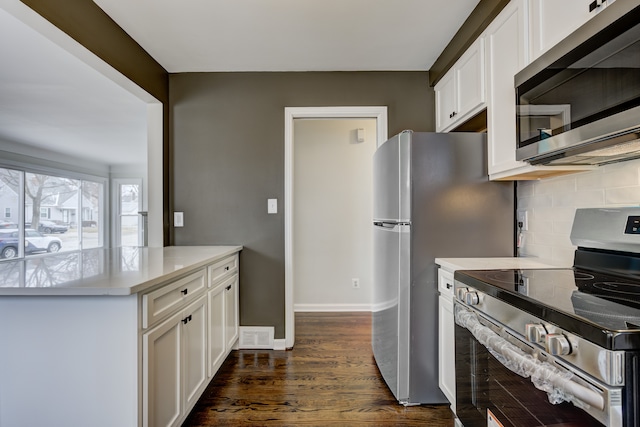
(455, 323, 604, 427)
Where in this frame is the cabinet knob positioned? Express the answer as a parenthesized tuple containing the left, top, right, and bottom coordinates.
(225, 266, 230, 271)
(446, 282, 452, 289)
(181, 288, 188, 295)
(225, 285, 232, 291)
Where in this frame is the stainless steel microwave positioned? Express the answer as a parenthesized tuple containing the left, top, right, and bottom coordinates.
(515, 1, 640, 166)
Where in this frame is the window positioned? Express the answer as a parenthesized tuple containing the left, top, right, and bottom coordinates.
(0, 166, 106, 260)
(116, 181, 142, 246)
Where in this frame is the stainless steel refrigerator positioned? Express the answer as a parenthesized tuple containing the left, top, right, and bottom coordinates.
(372, 130, 514, 405)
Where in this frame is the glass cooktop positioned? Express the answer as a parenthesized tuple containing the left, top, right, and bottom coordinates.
(455, 268, 640, 333)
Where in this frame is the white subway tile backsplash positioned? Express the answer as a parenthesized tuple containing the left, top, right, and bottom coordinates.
(517, 181, 535, 197)
(602, 167, 640, 188)
(553, 189, 604, 207)
(533, 206, 576, 223)
(576, 170, 605, 190)
(517, 159, 640, 258)
(552, 220, 574, 234)
(534, 176, 577, 195)
(551, 247, 575, 267)
(604, 186, 640, 205)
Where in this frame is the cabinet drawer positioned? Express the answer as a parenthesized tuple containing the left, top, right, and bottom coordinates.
(142, 269, 206, 328)
(438, 268, 455, 299)
(208, 254, 238, 287)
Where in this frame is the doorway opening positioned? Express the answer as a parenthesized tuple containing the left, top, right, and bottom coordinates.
(284, 106, 388, 349)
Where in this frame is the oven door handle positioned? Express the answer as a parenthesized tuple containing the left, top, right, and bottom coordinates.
(455, 305, 606, 411)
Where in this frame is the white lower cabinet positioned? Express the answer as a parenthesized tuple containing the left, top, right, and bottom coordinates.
(143, 295, 207, 427)
(142, 253, 241, 427)
(207, 280, 227, 377)
(225, 275, 239, 350)
(438, 268, 456, 412)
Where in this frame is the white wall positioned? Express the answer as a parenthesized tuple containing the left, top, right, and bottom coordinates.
(293, 118, 376, 311)
(517, 157, 640, 266)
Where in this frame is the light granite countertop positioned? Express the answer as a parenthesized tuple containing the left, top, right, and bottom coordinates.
(435, 257, 565, 272)
(0, 245, 242, 296)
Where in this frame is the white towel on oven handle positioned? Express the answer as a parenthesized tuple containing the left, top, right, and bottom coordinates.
(455, 305, 605, 411)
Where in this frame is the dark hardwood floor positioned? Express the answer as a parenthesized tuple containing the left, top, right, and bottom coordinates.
(182, 312, 454, 426)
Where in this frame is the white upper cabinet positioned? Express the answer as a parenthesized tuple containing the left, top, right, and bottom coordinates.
(529, 0, 616, 61)
(484, 0, 596, 180)
(485, 0, 529, 177)
(435, 38, 486, 132)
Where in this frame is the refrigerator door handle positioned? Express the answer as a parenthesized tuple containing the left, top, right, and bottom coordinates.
(374, 221, 398, 228)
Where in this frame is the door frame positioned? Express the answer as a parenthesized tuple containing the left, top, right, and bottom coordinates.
(283, 106, 388, 349)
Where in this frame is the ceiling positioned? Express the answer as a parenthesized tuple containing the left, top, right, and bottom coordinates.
(93, 0, 481, 73)
(0, 1, 481, 169)
(0, 6, 147, 168)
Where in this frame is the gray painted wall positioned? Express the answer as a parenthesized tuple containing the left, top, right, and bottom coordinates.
(170, 71, 434, 338)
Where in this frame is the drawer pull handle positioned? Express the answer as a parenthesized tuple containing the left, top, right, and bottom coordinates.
(225, 266, 230, 271)
(226, 285, 232, 291)
(446, 283, 452, 289)
(182, 315, 192, 324)
(181, 288, 188, 295)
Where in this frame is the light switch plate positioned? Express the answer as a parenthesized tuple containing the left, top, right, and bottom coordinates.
(174, 211, 184, 227)
(268, 199, 277, 214)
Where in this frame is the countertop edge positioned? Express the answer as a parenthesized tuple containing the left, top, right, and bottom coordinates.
(435, 257, 564, 272)
(0, 245, 243, 296)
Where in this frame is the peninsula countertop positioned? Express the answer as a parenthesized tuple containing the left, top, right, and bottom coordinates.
(0, 245, 242, 296)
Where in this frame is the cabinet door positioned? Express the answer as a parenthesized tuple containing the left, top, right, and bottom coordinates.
(456, 38, 485, 119)
(225, 275, 239, 351)
(207, 283, 226, 377)
(435, 71, 456, 132)
(438, 295, 456, 410)
(486, 0, 529, 176)
(143, 312, 182, 427)
(529, 0, 603, 61)
(183, 296, 208, 411)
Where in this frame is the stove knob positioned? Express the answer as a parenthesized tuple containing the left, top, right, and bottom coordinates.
(465, 292, 480, 306)
(546, 334, 572, 356)
(525, 324, 547, 343)
(456, 287, 468, 300)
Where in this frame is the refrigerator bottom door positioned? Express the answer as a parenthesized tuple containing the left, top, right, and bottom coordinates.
(372, 223, 410, 402)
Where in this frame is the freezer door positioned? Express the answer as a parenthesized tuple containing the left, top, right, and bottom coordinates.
(372, 222, 410, 402)
(373, 131, 411, 222)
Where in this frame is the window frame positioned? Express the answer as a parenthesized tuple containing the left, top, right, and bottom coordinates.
(0, 159, 109, 260)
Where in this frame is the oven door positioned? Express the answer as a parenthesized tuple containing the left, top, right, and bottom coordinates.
(454, 302, 620, 427)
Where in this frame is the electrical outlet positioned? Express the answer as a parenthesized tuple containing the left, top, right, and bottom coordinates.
(352, 278, 360, 289)
(517, 210, 528, 231)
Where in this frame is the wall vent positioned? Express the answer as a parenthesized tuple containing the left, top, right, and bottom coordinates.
(238, 326, 274, 349)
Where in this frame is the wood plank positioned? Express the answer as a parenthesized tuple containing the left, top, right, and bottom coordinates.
(182, 312, 454, 426)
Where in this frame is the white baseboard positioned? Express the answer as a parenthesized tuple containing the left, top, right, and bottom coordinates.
(294, 303, 372, 312)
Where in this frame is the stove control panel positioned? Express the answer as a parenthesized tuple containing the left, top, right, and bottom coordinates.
(624, 215, 640, 234)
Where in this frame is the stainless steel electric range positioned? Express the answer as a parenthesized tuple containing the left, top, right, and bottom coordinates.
(454, 208, 640, 427)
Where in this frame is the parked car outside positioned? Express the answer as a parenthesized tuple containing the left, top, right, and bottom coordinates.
(37, 220, 68, 234)
(0, 229, 62, 259)
(0, 221, 17, 229)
